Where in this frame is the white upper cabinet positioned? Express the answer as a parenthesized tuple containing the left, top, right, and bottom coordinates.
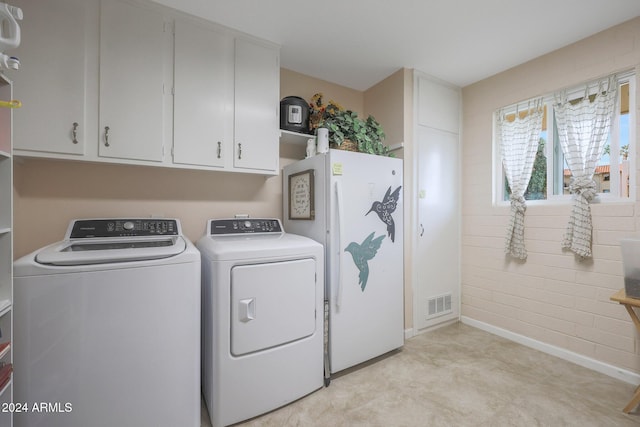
(9, 0, 280, 174)
(417, 76, 460, 134)
(173, 20, 233, 169)
(98, 0, 167, 162)
(11, 0, 93, 156)
(173, 26, 280, 174)
(233, 38, 279, 173)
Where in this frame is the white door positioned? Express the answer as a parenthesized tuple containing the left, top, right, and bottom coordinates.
(414, 125, 460, 330)
(233, 38, 279, 172)
(173, 20, 233, 168)
(12, 0, 91, 155)
(98, 0, 166, 162)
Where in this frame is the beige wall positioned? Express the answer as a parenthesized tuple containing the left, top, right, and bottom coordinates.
(13, 69, 368, 258)
(364, 68, 406, 150)
(281, 68, 364, 116)
(13, 157, 290, 257)
(461, 17, 640, 374)
(14, 67, 416, 331)
(364, 68, 415, 328)
(15, 66, 417, 329)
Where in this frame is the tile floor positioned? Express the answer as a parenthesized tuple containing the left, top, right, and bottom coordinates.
(201, 322, 639, 426)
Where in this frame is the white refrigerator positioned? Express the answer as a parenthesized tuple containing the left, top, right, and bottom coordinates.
(283, 149, 404, 382)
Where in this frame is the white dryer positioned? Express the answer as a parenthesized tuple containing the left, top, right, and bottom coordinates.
(13, 219, 201, 427)
(197, 218, 324, 427)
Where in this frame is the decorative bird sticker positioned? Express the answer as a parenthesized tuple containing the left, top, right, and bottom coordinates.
(344, 232, 385, 291)
(366, 185, 402, 242)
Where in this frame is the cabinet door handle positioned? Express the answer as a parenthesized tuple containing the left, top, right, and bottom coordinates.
(237, 142, 242, 160)
(217, 141, 222, 159)
(104, 126, 110, 147)
(72, 122, 79, 144)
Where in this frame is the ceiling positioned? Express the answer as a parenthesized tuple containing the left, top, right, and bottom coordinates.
(151, 0, 640, 91)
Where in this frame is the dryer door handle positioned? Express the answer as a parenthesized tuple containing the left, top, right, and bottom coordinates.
(239, 298, 256, 322)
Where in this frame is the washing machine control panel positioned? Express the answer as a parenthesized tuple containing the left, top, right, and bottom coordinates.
(68, 219, 179, 238)
(210, 218, 283, 235)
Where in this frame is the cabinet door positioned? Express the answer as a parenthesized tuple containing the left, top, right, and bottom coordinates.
(173, 20, 233, 168)
(98, 0, 166, 162)
(417, 76, 460, 133)
(12, 0, 92, 156)
(233, 38, 279, 173)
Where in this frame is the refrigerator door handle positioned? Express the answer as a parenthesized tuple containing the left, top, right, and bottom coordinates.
(335, 180, 345, 310)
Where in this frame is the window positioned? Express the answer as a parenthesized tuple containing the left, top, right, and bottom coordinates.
(495, 71, 635, 203)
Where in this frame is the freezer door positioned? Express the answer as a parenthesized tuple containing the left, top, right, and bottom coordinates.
(326, 150, 404, 373)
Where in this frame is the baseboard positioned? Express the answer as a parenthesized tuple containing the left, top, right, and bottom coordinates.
(406, 318, 459, 340)
(461, 316, 640, 386)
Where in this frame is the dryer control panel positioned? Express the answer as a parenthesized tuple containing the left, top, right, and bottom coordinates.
(68, 219, 179, 238)
(210, 219, 283, 235)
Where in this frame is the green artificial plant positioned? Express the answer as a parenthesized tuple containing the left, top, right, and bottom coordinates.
(318, 101, 392, 157)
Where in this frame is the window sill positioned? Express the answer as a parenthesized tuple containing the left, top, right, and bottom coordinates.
(495, 196, 634, 208)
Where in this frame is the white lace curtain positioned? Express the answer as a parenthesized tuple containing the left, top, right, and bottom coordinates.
(555, 75, 618, 258)
(497, 100, 544, 260)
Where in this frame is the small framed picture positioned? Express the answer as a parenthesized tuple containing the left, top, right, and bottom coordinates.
(289, 169, 315, 220)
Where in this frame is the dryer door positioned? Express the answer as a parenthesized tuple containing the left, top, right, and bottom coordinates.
(230, 258, 317, 356)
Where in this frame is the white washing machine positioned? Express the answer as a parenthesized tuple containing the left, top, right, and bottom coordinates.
(13, 218, 201, 427)
(197, 218, 324, 427)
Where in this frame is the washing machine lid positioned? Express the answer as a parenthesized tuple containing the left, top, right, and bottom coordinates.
(35, 219, 187, 266)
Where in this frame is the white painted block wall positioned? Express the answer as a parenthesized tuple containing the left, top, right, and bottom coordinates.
(461, 17, 640, 377)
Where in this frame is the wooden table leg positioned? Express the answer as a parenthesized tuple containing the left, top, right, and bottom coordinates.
(624, 305, 640, 331)
(611, 297, 640, 414)
(623, 384, 640, 414)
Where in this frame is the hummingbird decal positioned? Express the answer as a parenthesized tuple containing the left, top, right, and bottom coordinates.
(344, 232, 385, 291)
(366, 185, 401, 242)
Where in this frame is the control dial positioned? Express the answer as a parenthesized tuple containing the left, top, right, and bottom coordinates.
(123, 221, 135, 231)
